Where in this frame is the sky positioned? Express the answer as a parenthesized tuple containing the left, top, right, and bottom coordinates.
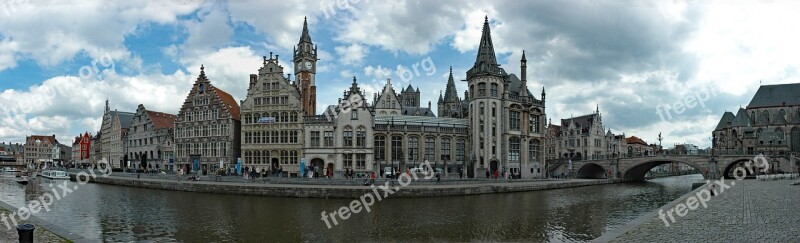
(1, 0, 800, 148)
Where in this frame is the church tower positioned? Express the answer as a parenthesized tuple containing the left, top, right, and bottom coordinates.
(294, 17, 317, 116)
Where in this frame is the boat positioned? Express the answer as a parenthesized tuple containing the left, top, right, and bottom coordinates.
(16, 176, 28, 185)
(39, 170, 70, 180)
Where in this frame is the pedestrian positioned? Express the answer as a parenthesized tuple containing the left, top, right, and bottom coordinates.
(459, 168, 463, 179)
(486, 170, 490, 178)
(436, 172, 441, 183)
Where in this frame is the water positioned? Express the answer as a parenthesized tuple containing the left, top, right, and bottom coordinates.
(0, 174, 702, 242)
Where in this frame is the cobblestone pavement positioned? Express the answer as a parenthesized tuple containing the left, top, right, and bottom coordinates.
(611, 179, 800, 242)
(0, 209, 69, 243)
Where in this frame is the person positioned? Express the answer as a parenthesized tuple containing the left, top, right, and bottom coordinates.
(436, 172, 441, 182)
(494, 170, 499, 180)
(459, 168, 463, 179)
(486, 170, 490, 178)
(371, 172, 376, 185)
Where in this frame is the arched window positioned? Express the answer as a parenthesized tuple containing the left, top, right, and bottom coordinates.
(343, 126, 354, 147)
(391, 135, 403, 162)
(409, 136, 419, 162)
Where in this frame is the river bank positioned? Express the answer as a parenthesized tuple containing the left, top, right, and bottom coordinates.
(71, 172, 617, 198)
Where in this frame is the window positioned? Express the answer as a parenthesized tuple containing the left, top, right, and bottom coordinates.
(509, 137, 520, 162)
(529, 140, 537, 162)
(356, 130, 366, 147)
(343, 153, 353, 168)
(391, 135, 403, 161)
(491, 83, 498, 97)
(480, 102, 485, 115)
(375, 136, 385, 160)
(510, 111, 520, 130)
(441, 138, 451, 161)
(530, 115, 539, 133)
(324, 131, 334, 147)
(356, 154, 366, 170)
(343, 129, 354, 147)
(478, 83, 486, 96)
(310, 131, 320, 147)
(352, 110, 358, 120)
(409, 137, 419, 162)
(456, 139, 465, 163)
(425, 137, 435, 162)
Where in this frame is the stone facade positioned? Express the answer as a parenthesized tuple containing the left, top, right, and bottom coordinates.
(175, 65, 241, 174)
(126, 104, 177, 170)
(303, 78, 375, 177)
(99, 100, 134, 168)
(713, 83, 800, 156)
(465, 17, 547, 178)
(241, 54, 304, 176)
(24, 135, 57, 165)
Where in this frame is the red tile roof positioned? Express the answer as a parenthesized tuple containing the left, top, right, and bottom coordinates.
(146, 111, 177, 129)
(214, 87, 240, 121)
(27, 135, 57, 145)
(626, 136, 647, 145)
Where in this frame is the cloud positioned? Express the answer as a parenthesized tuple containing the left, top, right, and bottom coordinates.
(334, 43, 369, 66)
(0, 0, 200, 71)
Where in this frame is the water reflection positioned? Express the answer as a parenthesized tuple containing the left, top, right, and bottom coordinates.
(0, 175, 702, 242)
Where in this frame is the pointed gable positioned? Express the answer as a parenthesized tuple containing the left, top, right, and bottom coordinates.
(374, 78, 402, 110)
(714, 111, 735, 130)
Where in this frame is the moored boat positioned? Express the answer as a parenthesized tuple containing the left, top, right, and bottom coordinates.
(39, 170, 70, 180)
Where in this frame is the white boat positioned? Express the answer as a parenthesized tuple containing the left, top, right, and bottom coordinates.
(39, 170, 70, 180)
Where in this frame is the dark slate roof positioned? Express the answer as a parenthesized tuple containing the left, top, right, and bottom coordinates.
(506, 74, 534, 97)
(112, 111, 135, 129)
(466, 16, 502, 79)
(401, 107, 435, 117)
(732, 108, 752, 127)
(715, 111, 735, 130)
(747, 83, 800, 108)
(442, 67, 460, 102)
(561, 113, 597, 129)
(299, 17, 312, 44)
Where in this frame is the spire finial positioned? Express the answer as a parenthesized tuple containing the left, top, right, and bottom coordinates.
(353, 76, 357, 84)
(485, 15, 488, 22)
(200, 64, 204, 72)
(521, 50, 527, 62)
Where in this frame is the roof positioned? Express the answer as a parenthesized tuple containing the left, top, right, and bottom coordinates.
(442, 67, 460, 102)
(27, 135, 57, 145)
(506, 74, 534, 97)
(214, 87, 241, 121)
(114, 111, 135, 129)
(375, 115, 468, 127)
(747, 83, 800, 108)
(401, 107, 435, 117)
(626, 136, 647, 145)
(147, 111, 177, 129)
(299, 17, 312, 44)
(714, 111, 735, 130)
(467, 16, 502, 79)
(561, 113, 597, 130)
(731, 108, 751, 127)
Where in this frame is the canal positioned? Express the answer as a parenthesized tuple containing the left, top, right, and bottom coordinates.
(0, 174, 702, 242)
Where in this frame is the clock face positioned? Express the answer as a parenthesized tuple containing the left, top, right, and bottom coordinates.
(305, 61, 312, 69)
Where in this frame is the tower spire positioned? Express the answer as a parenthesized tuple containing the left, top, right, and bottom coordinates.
(299, 16, 312, 44)
(467, 16, 500, 79)
(520, 50, 528, 98)
(443, 66, 459, 102)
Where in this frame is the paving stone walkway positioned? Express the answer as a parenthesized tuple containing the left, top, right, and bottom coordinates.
(608, 179, 800, 242)
(0, 208, 68, 243)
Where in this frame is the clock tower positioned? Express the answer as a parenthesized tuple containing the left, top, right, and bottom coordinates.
(294, 17, 317, 116)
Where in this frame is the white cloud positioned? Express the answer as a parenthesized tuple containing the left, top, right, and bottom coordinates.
(334, 43, 369, 66)
(0, 0, 200, 71)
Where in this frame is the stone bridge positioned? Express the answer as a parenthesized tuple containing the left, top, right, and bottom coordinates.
(549, 154, 798, 181)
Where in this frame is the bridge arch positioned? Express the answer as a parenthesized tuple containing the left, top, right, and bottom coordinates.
(577, 163, 607, 179)
(721, 158, 762, 179)
(622, 159, 705, 181)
